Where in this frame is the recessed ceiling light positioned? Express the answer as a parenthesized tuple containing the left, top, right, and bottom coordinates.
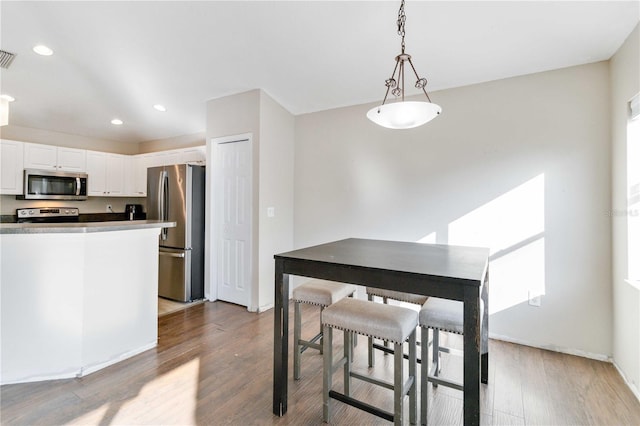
(153, 104, 167, 112)
(111, 119, 123, 125)
(33, 45, 53, 56)
(0, 94, 15, 102)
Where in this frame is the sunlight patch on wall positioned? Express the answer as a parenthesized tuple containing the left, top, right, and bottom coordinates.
(448, 174, 545, 314)
(417, 231, 436, 244)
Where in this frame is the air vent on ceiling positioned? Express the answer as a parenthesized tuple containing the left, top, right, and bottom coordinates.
(0, 50, 16, 69)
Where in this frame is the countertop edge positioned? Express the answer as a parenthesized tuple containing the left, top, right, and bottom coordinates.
(0, 220, 177, 234)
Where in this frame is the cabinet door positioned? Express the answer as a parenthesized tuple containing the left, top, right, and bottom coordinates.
(105, 154, 125, 196)
(24, 143, 57, 170)
(0, 140, 24, 194)
(123, 156, 135, 196)
(57, 147, 86, 172)
(86, 151, 107, 196)
(132, 154, 150, 196)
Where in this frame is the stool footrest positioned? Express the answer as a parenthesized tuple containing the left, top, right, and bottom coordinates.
(328, 390, 394, 422)
(331, 356, 348, 374)
(350, 371, 394, 391)
(372, 342, 422, 364)
(427, 374, 463, 391)
(437, 345, 463, 357)
(298, 333, 322, 354)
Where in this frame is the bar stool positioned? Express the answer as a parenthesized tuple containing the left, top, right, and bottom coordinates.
(366, 288, 428, 367)
(322, 297, 418, 425)
(292, 279, 357, 380)
(419, 297, 471, 425)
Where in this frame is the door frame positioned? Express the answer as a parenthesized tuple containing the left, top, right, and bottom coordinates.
(205, 133, 254, 310)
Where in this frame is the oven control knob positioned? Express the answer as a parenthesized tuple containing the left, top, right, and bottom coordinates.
(28, 210, 35, 215)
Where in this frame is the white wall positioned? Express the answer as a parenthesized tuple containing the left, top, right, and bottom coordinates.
(295, 62, 612, 358)
(258, 93, 295, 309)
(610, 23, 640, 398)
(205, 90, 294, 311)
(0, 125, 138, 154)
(138, 132, 206, 153)
(0, 195, 144, 215)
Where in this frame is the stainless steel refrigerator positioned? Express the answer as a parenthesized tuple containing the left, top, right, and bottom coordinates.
(147, 164, 205, 302)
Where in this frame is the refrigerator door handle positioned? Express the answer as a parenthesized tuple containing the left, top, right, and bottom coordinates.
(159, 251, 185, 258)
(159, 170, 169, 241)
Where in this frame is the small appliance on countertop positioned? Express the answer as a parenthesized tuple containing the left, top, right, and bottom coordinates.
(125, 204, 145, 221)
(16, 207, 80, 223)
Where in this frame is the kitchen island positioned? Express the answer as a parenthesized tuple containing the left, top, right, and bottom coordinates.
(0, 220, 175, 384)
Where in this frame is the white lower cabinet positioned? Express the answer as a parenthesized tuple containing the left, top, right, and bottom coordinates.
(86, 151, 125, 196)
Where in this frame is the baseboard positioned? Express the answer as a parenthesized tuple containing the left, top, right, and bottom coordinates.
(612, 360, 640, 403)
(488, 332, 610, 362)
(257, 303, 274, 313)
(78, 341, 158, 377)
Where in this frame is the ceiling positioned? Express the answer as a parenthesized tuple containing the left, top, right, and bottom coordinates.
(1, 1, 638, 144)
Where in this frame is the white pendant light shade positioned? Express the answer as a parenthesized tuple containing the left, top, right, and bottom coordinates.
(367, 101, 441, 129)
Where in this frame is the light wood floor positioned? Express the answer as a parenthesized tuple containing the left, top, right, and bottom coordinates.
(157, 297, 205, 317)
(2, 301, 639, 425)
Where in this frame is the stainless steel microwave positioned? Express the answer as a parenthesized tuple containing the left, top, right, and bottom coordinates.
(21, 169, 88, 200)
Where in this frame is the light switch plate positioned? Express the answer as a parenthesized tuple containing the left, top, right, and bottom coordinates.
(267, 207, 275, 218)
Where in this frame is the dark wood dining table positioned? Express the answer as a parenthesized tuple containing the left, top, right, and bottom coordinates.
(273, 238, 490, 426)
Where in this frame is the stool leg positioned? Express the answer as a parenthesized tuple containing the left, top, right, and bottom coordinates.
(294, 301, 302, 380)
(421, 326, 429, 425)
(323, 325, 333, 423)
(344, 330, 352, 396)
(393, 341, 404, 426)
(349, 293, 358, 348)
(409, 331, 417, 425)
(319, 306, 325, 355)
(432, 328, 440, 388)
(367, 294, 375, 367)
(383, 297, 390, 354)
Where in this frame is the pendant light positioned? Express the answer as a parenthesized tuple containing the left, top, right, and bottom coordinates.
(367, 0, 441, 129)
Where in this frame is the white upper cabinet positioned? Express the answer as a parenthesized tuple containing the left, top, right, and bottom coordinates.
(0, 139, 25, 195)
(57, 147, 87, 172)
(86, 151, 125, 196)
(8, 141, 205, 198)
(24, 143, 86, 172)
(180, 146, 206, 165)
(130, 154, 151, 197)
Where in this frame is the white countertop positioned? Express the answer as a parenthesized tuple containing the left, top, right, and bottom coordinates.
(0, 220, 176, 234)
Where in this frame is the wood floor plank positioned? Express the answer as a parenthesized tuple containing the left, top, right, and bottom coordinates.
(491, 340, 524, 419)
(2, 301, 640, 426)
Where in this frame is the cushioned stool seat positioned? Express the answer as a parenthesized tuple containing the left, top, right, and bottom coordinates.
(322, 298, 418, 425)
(294, 280, 357, 307)
(292, 279, 357, 380)
(366, 287, 429, 305)
(366, 287, 428, 367)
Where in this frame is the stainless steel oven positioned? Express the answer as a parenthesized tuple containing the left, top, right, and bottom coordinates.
(16, 207, 80, 223)
(21, 169, 88, 200)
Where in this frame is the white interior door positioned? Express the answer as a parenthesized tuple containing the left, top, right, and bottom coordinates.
(215, 138, 252, 307)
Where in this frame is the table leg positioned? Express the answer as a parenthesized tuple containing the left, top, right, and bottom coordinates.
(463, 286, 481, 426)
(273, 260, 289, 416)
(481, 269, 490, 384)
